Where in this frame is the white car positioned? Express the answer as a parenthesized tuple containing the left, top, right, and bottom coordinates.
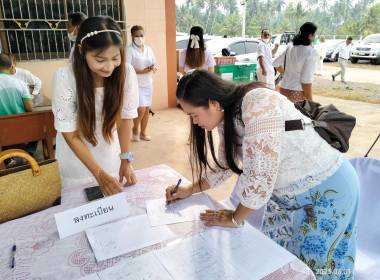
(350, 34, 380, 65)
(176, 35, 221, 50)
(271, 32, 296, 57)
(206, 37, 261, 64)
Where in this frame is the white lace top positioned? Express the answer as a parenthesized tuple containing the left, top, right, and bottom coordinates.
(203, 88, 343, 210)
(52, 63, 139, 189)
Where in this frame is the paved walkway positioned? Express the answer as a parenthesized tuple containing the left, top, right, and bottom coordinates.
(319, 63, 380, 85)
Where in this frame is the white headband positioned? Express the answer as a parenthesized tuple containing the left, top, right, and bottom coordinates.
(80, 30, 121, 44)
(190, 34, 200, 49)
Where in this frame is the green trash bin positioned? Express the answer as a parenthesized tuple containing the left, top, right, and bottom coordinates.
(214, 64, 257, 83)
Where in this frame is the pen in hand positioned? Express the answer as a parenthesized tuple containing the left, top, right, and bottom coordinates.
(10, 244, 16, 269)
(167, 178, 182, 205)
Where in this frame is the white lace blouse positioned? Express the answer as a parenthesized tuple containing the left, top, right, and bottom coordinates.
(203, 88, 343, 210)
(52, 63, 139, 189)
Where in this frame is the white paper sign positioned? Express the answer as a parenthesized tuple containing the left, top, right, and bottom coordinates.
(55, 192, 130, 239)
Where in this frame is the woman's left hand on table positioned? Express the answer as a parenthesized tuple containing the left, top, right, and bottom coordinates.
(119, 161, 137, 186)
(200, 209, 236, 228)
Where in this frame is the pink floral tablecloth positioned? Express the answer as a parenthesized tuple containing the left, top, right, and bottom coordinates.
(0, 164, 316, 280)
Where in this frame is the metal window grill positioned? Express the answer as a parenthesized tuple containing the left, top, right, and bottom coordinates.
(0, 0, 126, 61)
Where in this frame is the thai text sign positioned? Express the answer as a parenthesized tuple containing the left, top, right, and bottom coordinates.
(55, 192, 130, 239)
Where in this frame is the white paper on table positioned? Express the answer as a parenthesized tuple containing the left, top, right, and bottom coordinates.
(200, 224, 297, 280)
(86, 214, 176, 261)
(55, 192, 130, 239)
(154, 234, 248, 280)
(76, 273, 101, 280)
(97, 252, 174, 280)
(145, 193, 215, 226)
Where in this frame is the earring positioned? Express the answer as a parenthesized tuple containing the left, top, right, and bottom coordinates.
(217, 108, 224, 113)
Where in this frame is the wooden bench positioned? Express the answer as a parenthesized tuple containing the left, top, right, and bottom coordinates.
(0, 110, 56, 170)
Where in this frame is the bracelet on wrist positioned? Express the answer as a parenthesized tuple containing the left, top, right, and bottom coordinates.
(231, 213, 245, 228)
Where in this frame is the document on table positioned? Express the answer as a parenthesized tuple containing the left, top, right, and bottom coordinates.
(154, 234, 247, 280)
(200, 225, 297, 280)
(85, 214, 176, 261)
(76, 273, 101, 280)
(97, 252, 174, 280)
(145, 193, 215, 226)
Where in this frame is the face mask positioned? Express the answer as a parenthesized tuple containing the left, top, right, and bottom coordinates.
(312, 35, 319, 45)
(134, 37, 145, 46)
(263, 38, 270, 44)
(68, 31, 76, 41)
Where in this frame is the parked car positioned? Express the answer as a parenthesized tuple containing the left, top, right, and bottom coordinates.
(271, 32, 296, 57)
(350, 34, 380, 65)
(324, 40, 345, 62)
(176, 35, 221, 50)
(206, 37, 261, 64)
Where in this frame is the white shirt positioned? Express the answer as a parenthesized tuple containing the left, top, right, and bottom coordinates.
(332, 42, 351, 60)
(13, 68, 42, 95)
(69, 44, 75, 63)
(315, 42, 327, 59)
(52, 63, 139, 189)
(203, 88, 342, 210)
(256, 40, 274, 73)
(126, 44, 155, 87)
(273, 45, 319, 91)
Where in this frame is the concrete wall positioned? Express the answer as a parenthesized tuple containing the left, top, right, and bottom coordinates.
(126, 0, 169, 109)
(15, 0, 177, 110)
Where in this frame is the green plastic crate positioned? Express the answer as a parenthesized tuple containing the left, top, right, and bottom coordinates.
(214, 64, 257, 83)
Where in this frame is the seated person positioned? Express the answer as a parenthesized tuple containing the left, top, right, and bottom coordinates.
(0, 53, 37, 167)
(10, 55, 42, 96)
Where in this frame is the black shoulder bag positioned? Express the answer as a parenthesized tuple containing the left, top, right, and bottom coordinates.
(285, 100, 356, 153)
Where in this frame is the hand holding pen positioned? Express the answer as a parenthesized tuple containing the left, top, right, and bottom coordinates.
(165, 179, 193, 204)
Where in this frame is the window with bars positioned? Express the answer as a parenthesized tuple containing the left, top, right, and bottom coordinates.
(0, 0, 125, 61)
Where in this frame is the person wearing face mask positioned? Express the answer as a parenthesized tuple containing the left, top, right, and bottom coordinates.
(256, 29, 276, 90)
(67, 12, 87, 63)
(273, 22, 319, 102)
(52, 16, 139, 194)
(126, 25, 156, 142)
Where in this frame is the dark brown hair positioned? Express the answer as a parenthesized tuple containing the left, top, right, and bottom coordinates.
(185, 26, 206, 69)
(73, 16, 125, 146)
(130, 25, 144, 37)
(176, 70, 265, 188)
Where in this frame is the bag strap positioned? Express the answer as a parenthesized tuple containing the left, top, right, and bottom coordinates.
(0, 149, 41, 176)
(365, 133, 380, 157)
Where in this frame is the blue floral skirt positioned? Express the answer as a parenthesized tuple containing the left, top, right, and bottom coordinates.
(262, 158, 359, 280)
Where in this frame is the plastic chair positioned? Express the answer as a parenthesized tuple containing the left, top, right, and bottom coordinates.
(349, 156, 380, 280)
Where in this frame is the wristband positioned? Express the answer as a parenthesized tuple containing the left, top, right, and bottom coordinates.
(231, 213, 245, 228)
(120, 152, 134, 162)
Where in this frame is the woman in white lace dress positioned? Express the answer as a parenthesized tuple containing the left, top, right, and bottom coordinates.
(52, 16, 139, 195)
(166, 70, 359, 279)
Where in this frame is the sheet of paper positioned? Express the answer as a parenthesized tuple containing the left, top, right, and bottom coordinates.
(154, 234, 247, 280)
(145, 193, 215, 226)
(200, 225, 297, 280)
(97, 252, 174, 280)
(76, 273, 101, 280)
(55, 192, 130, 239)
(86, 214, 176, 261)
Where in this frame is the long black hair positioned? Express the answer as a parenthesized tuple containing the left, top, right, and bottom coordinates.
(293, 22, 317, 46)
(73, 16, 125, 146)
(177, 70, 265, 188)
